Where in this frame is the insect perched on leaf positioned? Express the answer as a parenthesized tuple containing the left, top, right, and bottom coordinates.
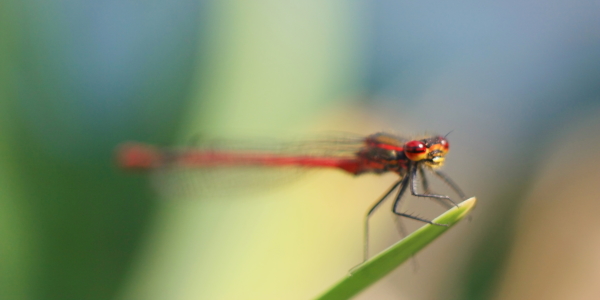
(117, 132, 467, 261)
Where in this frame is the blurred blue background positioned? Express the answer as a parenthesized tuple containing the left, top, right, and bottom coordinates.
(1, 0, 599, 299)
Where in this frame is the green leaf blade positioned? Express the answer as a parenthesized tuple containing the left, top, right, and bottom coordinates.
(315, 197, 477, 300)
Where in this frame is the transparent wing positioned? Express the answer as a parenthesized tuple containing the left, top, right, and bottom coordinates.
(146, 133, 367, 200)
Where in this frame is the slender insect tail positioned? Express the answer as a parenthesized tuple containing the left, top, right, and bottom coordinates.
(116, 142, 163, 170)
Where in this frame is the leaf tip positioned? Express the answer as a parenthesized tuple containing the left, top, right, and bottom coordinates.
(455, 197, 477, 219)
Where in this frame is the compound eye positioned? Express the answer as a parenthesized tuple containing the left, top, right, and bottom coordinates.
(404, 140, 428, 161)
(438, 136, 449, 152)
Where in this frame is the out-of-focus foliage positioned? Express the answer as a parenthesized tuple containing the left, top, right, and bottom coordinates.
(1, 0, 600, 299)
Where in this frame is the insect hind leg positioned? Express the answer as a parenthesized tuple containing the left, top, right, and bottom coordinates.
(362, 180, 402, 262)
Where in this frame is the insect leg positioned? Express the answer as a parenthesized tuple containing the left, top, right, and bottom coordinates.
(363, 180, 402, 262)
(432, 170, 467, 200)
(391, 168, 447, 225)
(419, 165, 453, 210)
(410, 164, 459, 207)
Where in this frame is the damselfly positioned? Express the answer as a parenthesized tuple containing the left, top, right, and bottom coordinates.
(117, 132, 467, 261)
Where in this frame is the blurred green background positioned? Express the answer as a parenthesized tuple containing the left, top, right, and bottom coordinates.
(1, 0, 600, 299)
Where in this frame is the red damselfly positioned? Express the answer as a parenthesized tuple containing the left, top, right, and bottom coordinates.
(117, 132, 467, 261)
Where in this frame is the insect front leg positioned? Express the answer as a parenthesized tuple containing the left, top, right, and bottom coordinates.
(419, 165, 453, 210)
(433, 169, 467, 200)
(410, 164, 459, 208)
(392, 165, 448, 225)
